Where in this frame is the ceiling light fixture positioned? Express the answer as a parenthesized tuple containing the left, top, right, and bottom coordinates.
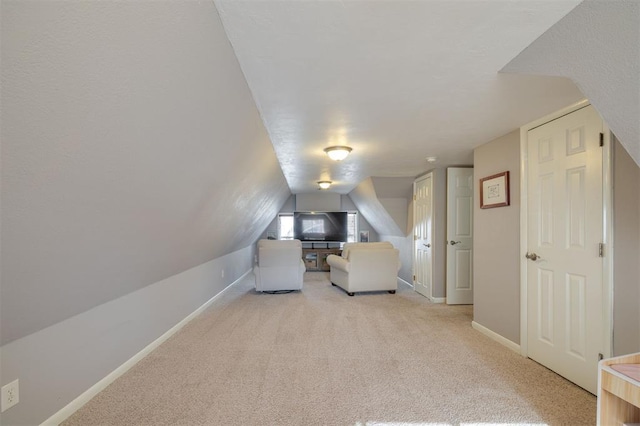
(426, 156, 437, 163)
(317, 181, 332, 190)
(324, 146, 353, 161)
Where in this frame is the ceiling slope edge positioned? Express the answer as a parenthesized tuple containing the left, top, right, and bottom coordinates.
(213, 1, 294, 190)
(501, 0, 640, 166)
(348, 178, 405, 237)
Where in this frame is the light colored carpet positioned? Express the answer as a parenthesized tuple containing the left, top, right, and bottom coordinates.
(64, 272, 596, 425)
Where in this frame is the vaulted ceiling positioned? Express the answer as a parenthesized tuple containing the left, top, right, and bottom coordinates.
(3, 0, 638, 346)
(215, 0, 586, 194)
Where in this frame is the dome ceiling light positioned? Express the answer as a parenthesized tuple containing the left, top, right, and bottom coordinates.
(324, 146, 353, 161)
(317, 181, 332, 190)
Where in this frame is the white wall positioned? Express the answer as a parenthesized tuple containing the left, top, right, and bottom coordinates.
(296, 193, 341, 211)
(377, 234, 413, 284)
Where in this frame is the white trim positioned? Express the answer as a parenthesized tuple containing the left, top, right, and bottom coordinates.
(519, 122, 529, 357)
(40, 269, 252, 426)
(428, 297, 446, 304)
(602, 127, 614, 358)
(519, 100, 614, 363)
(397, 277, 413, 288)
(472, 321, 521, 353)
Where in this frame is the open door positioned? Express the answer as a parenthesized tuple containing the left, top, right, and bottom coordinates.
(446, 167, 474, 304)
(413, 173, 433, 299)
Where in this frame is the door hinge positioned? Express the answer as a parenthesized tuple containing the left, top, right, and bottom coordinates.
(599, 132, 604, 147)
(599, 243, 605, 258)
(413, 275, 416, 282)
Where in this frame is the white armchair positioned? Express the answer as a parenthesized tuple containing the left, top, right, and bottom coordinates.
(326, 242, 400, 296)
(254, 239, 305, 292)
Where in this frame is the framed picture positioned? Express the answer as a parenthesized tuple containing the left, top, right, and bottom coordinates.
(480, 171, 510, 209)
(359, 230, 369, 242)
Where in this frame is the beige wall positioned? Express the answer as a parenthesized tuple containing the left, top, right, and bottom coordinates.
(473, 130, 521, 344)
(613, 138, 640, 356)
(473, 131, 640, 352)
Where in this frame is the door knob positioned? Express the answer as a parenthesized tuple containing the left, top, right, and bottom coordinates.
(449, 240, 461, 245)
(423, 243, 431, 248)
(525, 252, 540, 261)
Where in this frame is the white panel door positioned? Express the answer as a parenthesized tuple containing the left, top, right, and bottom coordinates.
(526, 105, 603, 394)
(446, 167, 473, 305)
(413, 173, 433, 299)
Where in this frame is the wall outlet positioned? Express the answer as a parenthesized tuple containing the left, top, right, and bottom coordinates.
(1, 379, 19, 412)
(221, 269, 224, 278)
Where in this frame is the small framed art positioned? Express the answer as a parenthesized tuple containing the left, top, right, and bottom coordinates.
(480, 171, 510, 209)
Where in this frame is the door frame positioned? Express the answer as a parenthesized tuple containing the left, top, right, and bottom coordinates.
(519, 99, 614, 359)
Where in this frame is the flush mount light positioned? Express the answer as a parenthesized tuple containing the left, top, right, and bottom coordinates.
(324, 146, 353, 161)
(426, 156, 437, 163)
(317, 181, 332, 190)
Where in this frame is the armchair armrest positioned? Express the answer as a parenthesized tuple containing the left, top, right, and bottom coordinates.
(326, 254, 349, 272)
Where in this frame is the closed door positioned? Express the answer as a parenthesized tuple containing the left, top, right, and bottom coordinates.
(446, 167, 474, 304)
(526, 105, 603, 394)
(413, 173, 433, 299)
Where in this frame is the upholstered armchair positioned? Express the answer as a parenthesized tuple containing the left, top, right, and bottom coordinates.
(326, 242, 400, 296)
(254, 239, 305, 292)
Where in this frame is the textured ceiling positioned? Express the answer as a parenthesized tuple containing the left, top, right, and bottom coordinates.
(216, 0, 584, 194)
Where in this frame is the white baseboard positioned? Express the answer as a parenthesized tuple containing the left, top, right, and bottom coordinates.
(397, 277, 413, 288)
(397, 278, 444, 303)
(41, 269, 251, 426)
(471, 321, 521, 353)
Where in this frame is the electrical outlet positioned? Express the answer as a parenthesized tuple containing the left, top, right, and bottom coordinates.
(221, 269, 224, 278)
(1, 379, 19, 412)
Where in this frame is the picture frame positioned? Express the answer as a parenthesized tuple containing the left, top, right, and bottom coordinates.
(480, 171, 510, 209)
(359, 230, 369, 242)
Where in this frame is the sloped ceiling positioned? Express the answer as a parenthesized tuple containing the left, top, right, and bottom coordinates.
(502, 0, 640, 166)
(215, 0, 584, 194)
(349, 178, 405, 237)
(1, 1, 290, 343)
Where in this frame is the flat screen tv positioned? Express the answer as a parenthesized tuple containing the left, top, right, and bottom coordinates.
(293, 211, 348, 242)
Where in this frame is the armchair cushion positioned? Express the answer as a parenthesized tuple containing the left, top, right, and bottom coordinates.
(254, 239, 305, 292)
